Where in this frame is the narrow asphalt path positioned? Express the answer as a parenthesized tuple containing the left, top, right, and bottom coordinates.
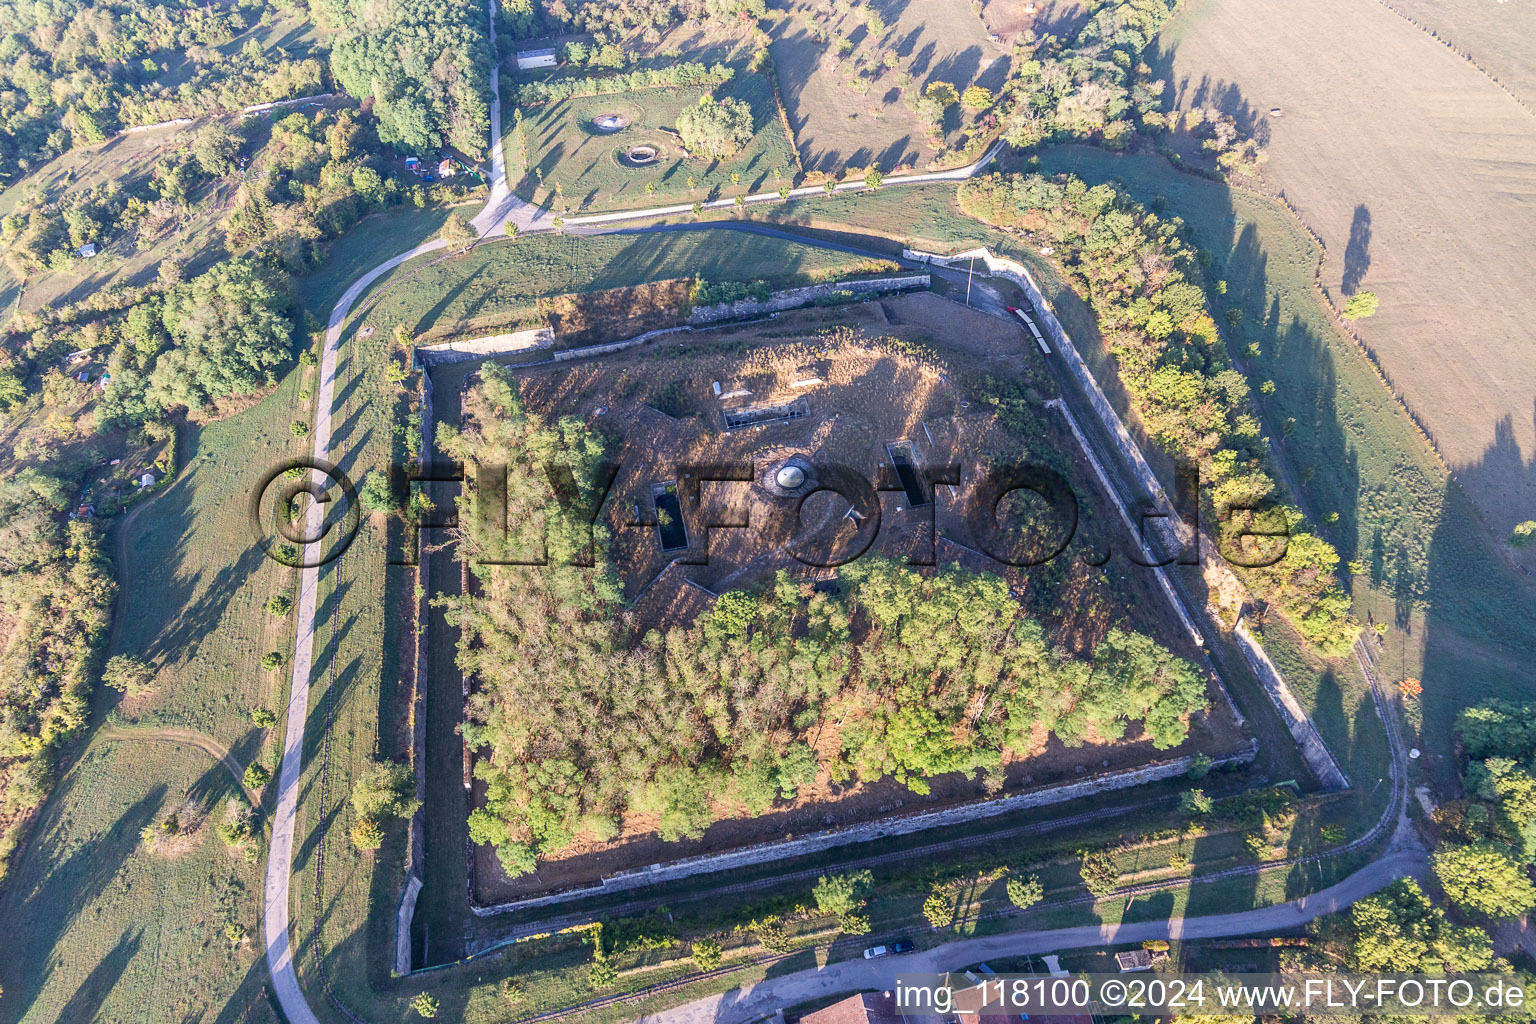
(635, 848, 1427, 1024)
(262, 236, 450, 1024)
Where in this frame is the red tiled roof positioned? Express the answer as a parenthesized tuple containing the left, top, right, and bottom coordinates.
(802, 992, 904, 1024)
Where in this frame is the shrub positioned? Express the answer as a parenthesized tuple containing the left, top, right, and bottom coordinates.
(923, 888, 954, 928)
(1179, 788, 1214, 816)
(350, 816, 384, 851)
(359, 469, 400, 513)
(290, 420, 309, 437)
(756, 917, 791, 953)
(1006, 875, 1043, 909)
(102, 655, 154, 696)
(813, 870, 873, 921)
(1342, 290, 1379, 320)
(250, 706, 277, 728)
(691, 936, 723, 971)
(265, 594, 292, 615)
(1079, 851, 1119, 897)
(588, 959, 617, 989)
(1186, 752, 1213, 779)
(1511, 521, 1536, 547)
(243, 763, 272, 789)
(260, 651, 283, 671)
(411, 991, 440, 1018)
(351, 759, 420, 820)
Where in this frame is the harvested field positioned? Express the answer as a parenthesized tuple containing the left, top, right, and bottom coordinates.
(981, 0, 1090, 46)
(1378, 0, 1536, 112)
(769, 0, 1010, 174)
(465, 293, 1251, 903)
(1154, 0, 1536, 542)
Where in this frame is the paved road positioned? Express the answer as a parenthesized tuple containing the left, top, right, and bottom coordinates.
(261, 237, 448, 1024)
(636, 847, 1427, 1024)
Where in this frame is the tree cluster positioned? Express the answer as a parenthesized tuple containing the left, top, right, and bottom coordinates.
(957, 172, 1356, 656)
(676, 95, 755, 158)
(221, 110, 432, 273)
(93, 257, 293, 429)
(1434, 701, 1536, 919)
(0, 477, 115, 879)
(441, 366, 1208, 878)
(325, 0, 493, 157)
(0, 0, 326, 183)
(1313, 878, 1495, 972)
(506, 0, 767, 41)
(515, 62, 733, 106)
(996, 0, 1178, 151)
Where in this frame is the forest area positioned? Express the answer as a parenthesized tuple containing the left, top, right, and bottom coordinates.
(323, 0, 493, 157)
(0, 0, 486, 882)
(440, 364, 1210, 879)
(0, 0, 325, 184)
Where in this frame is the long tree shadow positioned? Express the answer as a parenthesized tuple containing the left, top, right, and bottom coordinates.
(45, 927, 142, 1024)
(0, 780, 165, 1022)
(1414, 408, 1536, 789)
(1341, 204, 1372, 296)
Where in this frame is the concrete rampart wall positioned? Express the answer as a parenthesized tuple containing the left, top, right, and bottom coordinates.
(415, 326, 554, 368)
(472, 742, 1257, 916)
(551, 325, 693, 362)
(687, 274, 929, 324)
(1235, 614, 1349, 790)
(906, 246, 1348, 793)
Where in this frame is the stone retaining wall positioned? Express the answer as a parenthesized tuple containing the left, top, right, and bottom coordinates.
(686, 274, 929, 324)
(393, 371, 436, 976)
(472, 741, 1257, 916)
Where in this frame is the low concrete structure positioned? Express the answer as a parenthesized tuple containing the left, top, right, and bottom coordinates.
(412, 326, 554, 368)
(515, 47, 557, 70)
(688, 273, 929, 324)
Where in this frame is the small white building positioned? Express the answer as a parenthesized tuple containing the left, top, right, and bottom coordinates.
(137, 473, 156, 489)
(515, 47, 557, 70)
(77, 243, 98, 258)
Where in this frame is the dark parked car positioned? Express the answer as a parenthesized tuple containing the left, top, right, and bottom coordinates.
(891, 940, 915, 954)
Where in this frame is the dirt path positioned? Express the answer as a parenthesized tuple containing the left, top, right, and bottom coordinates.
(96, 724, 259, 806)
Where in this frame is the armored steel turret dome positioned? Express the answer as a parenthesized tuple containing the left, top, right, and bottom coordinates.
(775, 465, 806, 489)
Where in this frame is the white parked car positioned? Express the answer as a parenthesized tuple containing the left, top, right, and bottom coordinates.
(863, 945, 889, 959)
